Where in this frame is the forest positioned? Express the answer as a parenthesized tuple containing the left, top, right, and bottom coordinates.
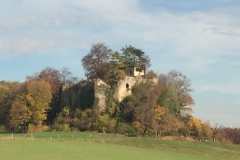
(0, 43, 239, 144)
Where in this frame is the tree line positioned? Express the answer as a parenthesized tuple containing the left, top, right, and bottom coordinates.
(0, 43, 239, 144)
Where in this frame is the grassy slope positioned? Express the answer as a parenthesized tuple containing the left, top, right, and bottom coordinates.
(0, 140, 206, 160)
(0, 132, 239, 160)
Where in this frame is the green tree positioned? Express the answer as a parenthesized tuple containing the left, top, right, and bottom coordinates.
(158, 88, 180, 116)
(107, 51, 126, 86)
(121, 45, 151, 75)
(159, 71, 194, 114)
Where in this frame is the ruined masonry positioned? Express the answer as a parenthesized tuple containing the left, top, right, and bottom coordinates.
(61, 66, 158, 113)
(94, 78, 111, 112)
(114, 76, 146, 102)
(61, 79, 110, 113)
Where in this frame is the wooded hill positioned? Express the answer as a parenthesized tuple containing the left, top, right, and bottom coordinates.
(0, 43, 239, 144)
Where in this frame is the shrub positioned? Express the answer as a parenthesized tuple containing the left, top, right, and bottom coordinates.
(0, 125, 6, 133)
(28, 124, 50, 133)
(51, 122, 70, 132)
(116, 122, 137, 136)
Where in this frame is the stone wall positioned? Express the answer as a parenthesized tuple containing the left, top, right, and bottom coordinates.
(133, 67, 144, 77)
(113, 76, 158, 102)
(61, 79, 110, 113)
(113, 76, 143, 102)
(61, 76, 157, 113)
(93, 79, 110, 112)
(61, 80, 95, 111)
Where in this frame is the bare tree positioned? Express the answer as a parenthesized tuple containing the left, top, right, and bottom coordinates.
(81, 43, 112, 80)
(59, 67, 79, 85)
(60, 67, 72, 83)
(212, 124, 222, 142)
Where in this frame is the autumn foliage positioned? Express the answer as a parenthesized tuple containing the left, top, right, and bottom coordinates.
(0, 43, 239, 145)
(26, 79, 52, 125)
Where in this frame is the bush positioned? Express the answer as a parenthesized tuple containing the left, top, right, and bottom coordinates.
(28, 124, 50, 133)
(116, 122, 137, 136)
(94, 114, 116, 133)
(51, 122, 70, 132)
(0, 125, 6, 133)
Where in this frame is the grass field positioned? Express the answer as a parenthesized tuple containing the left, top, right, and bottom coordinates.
(0, 132, 240, 160)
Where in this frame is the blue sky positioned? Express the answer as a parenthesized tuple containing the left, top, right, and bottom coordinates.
(1, 0, 240, 127)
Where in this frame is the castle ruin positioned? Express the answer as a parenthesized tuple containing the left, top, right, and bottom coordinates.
(61, 65, 157, 113)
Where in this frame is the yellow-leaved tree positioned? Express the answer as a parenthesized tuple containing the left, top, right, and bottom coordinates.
(96, 114, 116, 133)
(0, 84, 9, 102)
(0, 84, 9, 132)
(26, 79, 52, 126)
(155, 106, 166, 121)
(202, 121, 212, 140)
(188, 116, 202, 139)
(9, 94, 30, 132)
(1, 82, 22, 129)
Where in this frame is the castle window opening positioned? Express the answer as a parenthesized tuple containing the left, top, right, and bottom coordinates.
(126, 83, 129, 89)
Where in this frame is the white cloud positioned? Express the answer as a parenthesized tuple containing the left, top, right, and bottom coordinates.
(0, 35, 82, 55)
(1, 0, 240, 58)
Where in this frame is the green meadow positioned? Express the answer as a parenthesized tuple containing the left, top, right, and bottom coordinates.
(0, 132, 239, 160)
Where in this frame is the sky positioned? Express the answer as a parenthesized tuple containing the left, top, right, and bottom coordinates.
(0, 0, 240, 127)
